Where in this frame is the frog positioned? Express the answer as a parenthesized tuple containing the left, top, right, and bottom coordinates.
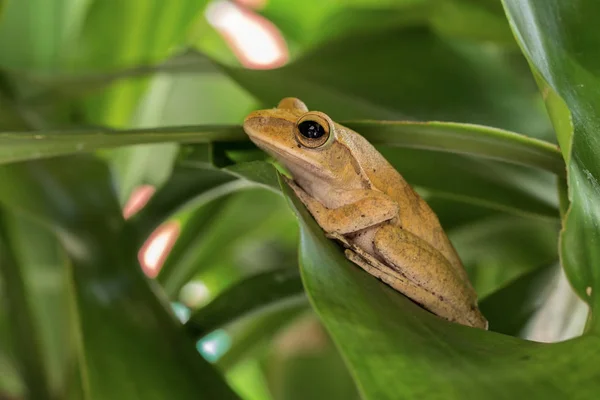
(243, 97, 488, 329)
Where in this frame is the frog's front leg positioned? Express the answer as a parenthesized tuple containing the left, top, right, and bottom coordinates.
(285, 178, 398, 234)
(373, 225, 488, 329)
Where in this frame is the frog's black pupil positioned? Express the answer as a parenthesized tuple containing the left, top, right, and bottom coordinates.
(298, 120, 325, 139)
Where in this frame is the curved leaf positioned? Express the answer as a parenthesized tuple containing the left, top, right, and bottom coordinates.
(0, 125, 244, 166)
(187, 268, 305, 338)
(129, 165, 240, 240)
(0, 156, 239, 399)
(0, 214, 52, 400)
(0, 120, 563, 174)
(0, 214, 76, 399)
(378, 147, 559, 219)
(347, 121, 563, 176)
(265, 315, 361, 400)
(73, 0, 211, 125)
(281, 173, 600, 399)
(223, 26, 551, 138)
(502, 0, 600, 329)
(479, 264, 558, 337)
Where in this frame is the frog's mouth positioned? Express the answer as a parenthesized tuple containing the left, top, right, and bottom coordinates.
(247, 134, 336, 182)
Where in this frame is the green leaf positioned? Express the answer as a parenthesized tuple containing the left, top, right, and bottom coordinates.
(0, 125, 245, 166)
(0, 214, 78, 399)
(187, 268, 305, 338)
(0, 214, 53, 400)
(449, 215, 559, 298)
(107, 63, 255, 204)
(264, 315, 361, 400)
(0, 156, 240, 399)
(263, 0, 513, 49)
(346, 121, 563, 176)
(479, 264, 558, 337)
(0, 120, 562, 183)
(73, 0, 210, 125)
(130, 165, 240, 240)
(157, 187, 295, 298)
(0, 0, 73, 70)
(281, 172, 600, 399)
(378, 147, 559, 220)
(501, 0, 600, 329)
(222, 27, 551, 139)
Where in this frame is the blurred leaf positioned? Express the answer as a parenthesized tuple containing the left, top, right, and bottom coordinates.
(0, 156, 239, 399)
(216, 304, 308, 371)
(226, 358, 273, 400)
(130, 165, 240, 239)
(502, 0, 600, 330)
(262, 0, 513, 49)
(187, 268, 305, 338)
(155, 198, 233, 296)
(111, 143, 179, 205)
(0, 125, 245, 166)
(0, 214, 53, 399)
(108, 67, 256, 204)
(281, 172, 600, 399)
(72, 0, 210, 125)
(0, 0, 76, 70)
(522, 267, 589, 343)
(378, 146, 559, 220)
(265, 315, 360, 400)
(449, 215, 559, 297)
(223, 27, 551, 138)
(480, 264, 558, 337)
(157, 188, 294, 298)
(429, 0, 514, 44)
(0, 215, 76, 399)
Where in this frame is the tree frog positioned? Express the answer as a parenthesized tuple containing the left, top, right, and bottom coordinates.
(243, 98, 488, 329)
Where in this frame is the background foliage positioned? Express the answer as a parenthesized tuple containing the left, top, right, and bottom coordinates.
(0, 0, 598, 399)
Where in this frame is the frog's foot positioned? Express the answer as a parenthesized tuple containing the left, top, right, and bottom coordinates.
(327, 232, 402, 277)
(332, 231, 482, 329)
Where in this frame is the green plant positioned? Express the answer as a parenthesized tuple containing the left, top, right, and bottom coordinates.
(0, 0, 598, 399)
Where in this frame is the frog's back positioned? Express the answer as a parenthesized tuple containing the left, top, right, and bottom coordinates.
(338, 124, 467, 277)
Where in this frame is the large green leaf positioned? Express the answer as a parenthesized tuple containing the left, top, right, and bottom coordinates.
(264, 314, 361, 400)
(223, 26, 551, 139)
(0, 214, 53, 399)
(262, 0, 513, 50)
(0, 214, 77, 399)
(0, 125, 244, 166)
(480, 264, 558, 337)
(449, 215, 559, 298)
(378, 147, 558, 219)
(0, 0, 74, 71)
(281, 173, 600, 399)
(108, 62, 255, 204)
(0, 120, 561, 170)
(187, 268, 305, 338)
(501, 0, 600, 330)
(346, 121, 563, 175)
(0, 156, 239, 399)
(72, 0, 210, 125)
(158, 187, 296, 298)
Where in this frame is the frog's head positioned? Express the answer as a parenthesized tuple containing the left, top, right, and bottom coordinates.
(243, 98, 360, 186)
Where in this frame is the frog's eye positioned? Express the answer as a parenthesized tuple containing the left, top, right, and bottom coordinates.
(295, 112, 333, 149)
